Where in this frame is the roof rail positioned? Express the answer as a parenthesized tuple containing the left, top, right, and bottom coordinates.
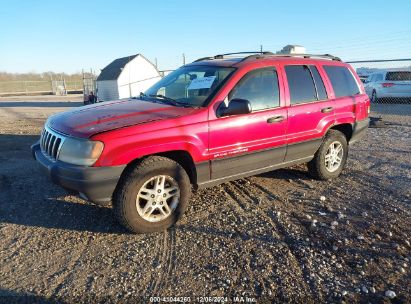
(272, 53, 341, 61)
(238, 53, 341, 63)
(193, 51, 274, 62)
(193, 52, 341, 63)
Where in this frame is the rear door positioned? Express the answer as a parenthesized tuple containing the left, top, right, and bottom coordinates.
(208, 66, 287, 180)
(322, 65, 365, 122)
(282, 64, 335, 162)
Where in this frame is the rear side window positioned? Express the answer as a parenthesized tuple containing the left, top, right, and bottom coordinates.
(324, 66, 360, 98)
(285, 65, 317, 104)
(386, 71, 411, 81)
(229, 68, 279, 111)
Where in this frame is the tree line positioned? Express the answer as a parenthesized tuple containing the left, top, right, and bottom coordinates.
(0, 71, 84, 82)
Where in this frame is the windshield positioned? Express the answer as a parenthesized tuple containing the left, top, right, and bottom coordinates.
(144, 65, 235, 107)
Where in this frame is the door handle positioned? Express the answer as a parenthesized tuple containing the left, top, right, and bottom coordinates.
(321, 106, 334, 113)
(267, 115, 285, 123)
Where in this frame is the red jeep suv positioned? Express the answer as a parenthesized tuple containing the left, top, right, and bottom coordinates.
(31, 52, 370, 233)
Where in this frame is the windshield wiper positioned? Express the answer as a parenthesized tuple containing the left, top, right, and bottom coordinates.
(136, 93, 196, 108)
(148, 94, 185, 107)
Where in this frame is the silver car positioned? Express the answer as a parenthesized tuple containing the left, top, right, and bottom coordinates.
(364, 69, 411, 102)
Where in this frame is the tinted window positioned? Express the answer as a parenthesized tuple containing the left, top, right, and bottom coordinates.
(324, 66, 360, 98)
(285, 65, 317, 104)
(386, 71, 411, 81)
(309, 66, 328, 100)
(229, 68, 279, 111)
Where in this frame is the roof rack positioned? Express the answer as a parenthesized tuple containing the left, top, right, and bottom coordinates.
(236, 53, 341, 63)
(193, 52, 341, 63)
(264, 53, 341, 61)
(193, 51, 274, 62)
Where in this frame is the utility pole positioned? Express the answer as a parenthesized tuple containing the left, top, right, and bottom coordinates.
(50, 72, 53, 94)
(128, 56, 132, 98)
(182, 53, 186, 65)
(155, 57, 158, 69)
(260, 45, 263, 53)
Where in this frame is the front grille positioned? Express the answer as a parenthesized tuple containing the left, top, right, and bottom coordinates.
(40, 126, 66, 161)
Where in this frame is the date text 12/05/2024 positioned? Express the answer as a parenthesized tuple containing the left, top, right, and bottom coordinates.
(149, 296, 257, 302)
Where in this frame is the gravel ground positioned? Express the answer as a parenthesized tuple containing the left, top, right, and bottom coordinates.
(0, 99, 410, 303)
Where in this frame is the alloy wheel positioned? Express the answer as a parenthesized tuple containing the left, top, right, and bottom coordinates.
(136, 175, 180, 222)
(324, 141, 343, 172)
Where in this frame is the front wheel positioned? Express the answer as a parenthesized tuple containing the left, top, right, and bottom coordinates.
(307, 130, 348, 180)
(113, 156, 191, 234)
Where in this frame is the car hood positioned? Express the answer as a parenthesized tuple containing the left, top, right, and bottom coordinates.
(48, 99, 199, 138)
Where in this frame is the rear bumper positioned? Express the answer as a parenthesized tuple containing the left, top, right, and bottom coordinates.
(31, 142, 126, 205)
(350, 118, 369, 144)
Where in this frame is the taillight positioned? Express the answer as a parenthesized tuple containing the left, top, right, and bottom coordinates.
(382, 82, 395, 88)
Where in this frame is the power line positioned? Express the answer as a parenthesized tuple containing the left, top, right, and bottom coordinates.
(310, 30, 411, 49)
(346, 58, 411, 64)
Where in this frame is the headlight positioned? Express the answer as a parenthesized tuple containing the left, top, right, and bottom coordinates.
(58, 138, 104, 166)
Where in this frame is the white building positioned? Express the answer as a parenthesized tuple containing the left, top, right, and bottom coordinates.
(96, 54, 161, 101)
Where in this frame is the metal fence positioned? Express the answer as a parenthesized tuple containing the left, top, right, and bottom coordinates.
(0, 80, 83, 96)
(1, 59, 410, 129)
(347, 59, 411, 127)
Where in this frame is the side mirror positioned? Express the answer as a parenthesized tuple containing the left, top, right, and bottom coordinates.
(219, 98, 252, 117)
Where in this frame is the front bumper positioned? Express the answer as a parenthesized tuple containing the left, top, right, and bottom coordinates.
(31, 142, 126, 205)
(350, 118, 369, 144)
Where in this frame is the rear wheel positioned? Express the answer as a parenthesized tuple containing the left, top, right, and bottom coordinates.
(307, 130, 348, 180)
(371, 90, 378, 103)
(113, 156, 191, 234)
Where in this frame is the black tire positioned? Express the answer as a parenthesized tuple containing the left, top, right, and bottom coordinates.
(113, 156, 191, 234)
(371, 90, 378, 103)
(307, 130, 348, 180)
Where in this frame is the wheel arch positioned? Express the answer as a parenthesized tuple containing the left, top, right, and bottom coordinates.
(329, 123, 353, 142)
(122, 150, 198, 186)
(154, 150, 197, 186)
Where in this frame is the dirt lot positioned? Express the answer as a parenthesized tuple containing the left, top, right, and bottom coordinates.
(0, 98, 410, 303)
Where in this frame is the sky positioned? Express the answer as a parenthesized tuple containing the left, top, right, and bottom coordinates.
(1, 0, 410, 74)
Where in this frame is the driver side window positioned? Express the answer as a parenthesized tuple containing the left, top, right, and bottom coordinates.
(229, 68, 279, 111)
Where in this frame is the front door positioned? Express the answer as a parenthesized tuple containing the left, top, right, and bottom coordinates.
(208, 67, 287, 180)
